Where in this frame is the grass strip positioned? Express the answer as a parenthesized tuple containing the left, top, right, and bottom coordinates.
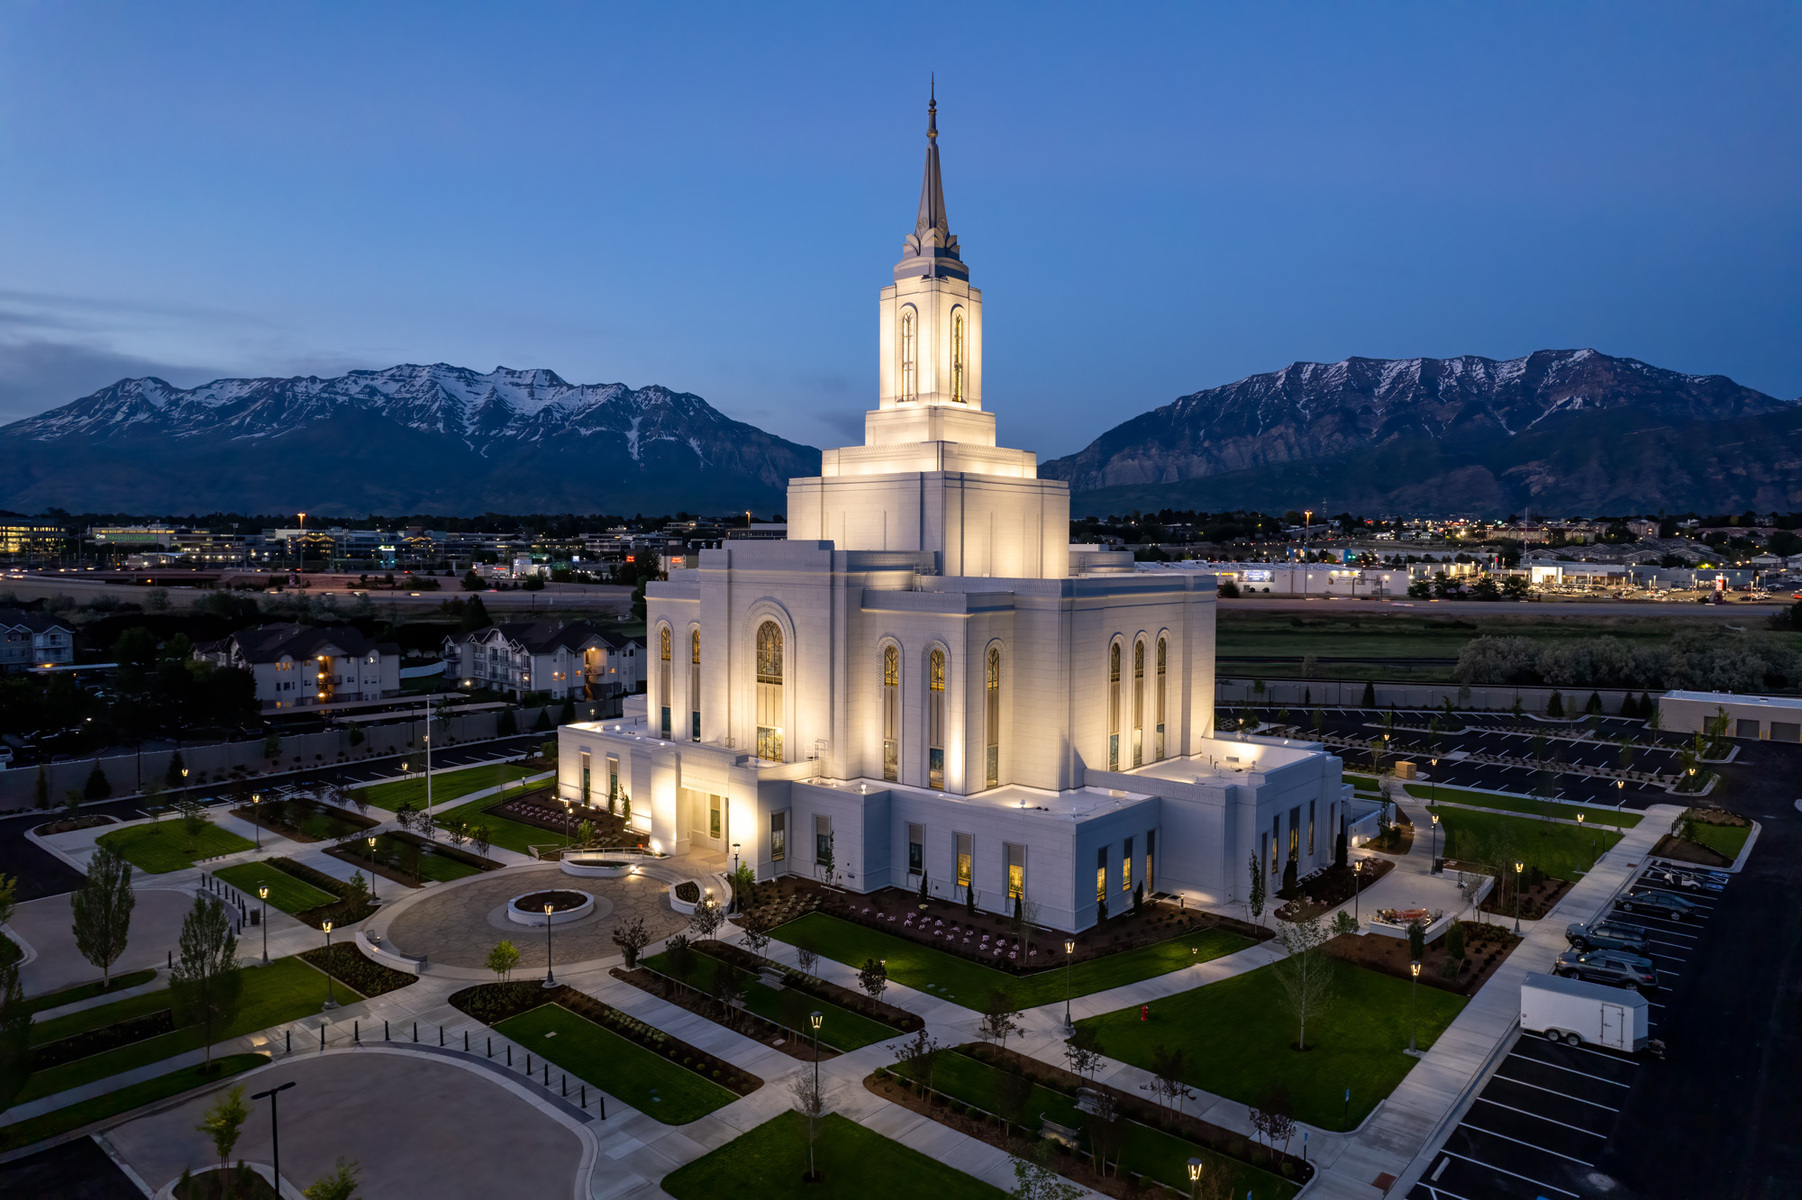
(495, 1003, 735, 1125)
(0, 1053, 269, 1153)
(1415, 785, 1642, 827)
(773, 912, 1250, 1010)
(1684, 821, 1751, 860)
(1430, 806, 1624, 881)
(1076, 960, 1465, 1131)
(664, 1111, 1006, 1199)
(97, 821, 256, 874)
(641, 949, 896, 1051)
(352, 762, 535, 811)
(431, 792, 557, 856)
(212, 862, 336, 915)
(24, 969, 159, 1018)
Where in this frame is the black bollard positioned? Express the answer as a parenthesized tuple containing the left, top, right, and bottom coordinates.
(542, 1063, 548, 1085)
(526, 1053, 532, 1073)
(413, 1021, 418, 1043)
(487, 1036, 493, 1059)
(439, 1026, 444, 1047)
(354, 1020, 360, 1044)
(464, 1030, 469, 1052)
(319, 1025, 325, 1050)
(168, 950, 173, 970)
(580, 1084, 586, 1109)
(599, 1095, 605, 1120)
(285, 1029, 291, 1053)
(507, 1045, 512, 1066)
(562, 1074, 567, 1096)
(385, 1020, 390, 1040)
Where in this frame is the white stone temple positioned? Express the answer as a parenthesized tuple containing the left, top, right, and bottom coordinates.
(556, 92, 1347, 932)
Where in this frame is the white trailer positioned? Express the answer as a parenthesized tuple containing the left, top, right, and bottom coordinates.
(1520, 971, 1650, 1051)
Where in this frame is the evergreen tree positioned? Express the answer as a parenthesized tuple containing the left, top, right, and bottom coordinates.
(83, 764, 111, 800)
(170, 895, 241, 1070)
(1361, 681, 1377, 708)
(165, 750, 187, 789)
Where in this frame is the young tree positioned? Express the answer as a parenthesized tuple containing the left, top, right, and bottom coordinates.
(1062, 1027, 1103, 1083)
(34, 765, 48, 811)
(1408, 918, 1426, 962)
(890, 1027, 943, 1095)
(63, 788, 82, 821)
(1140, 1044, 1194, 1116)
(611, 916, 650, 968)
(1009, 1142, 1083, 1200)
(662, 933, 696, 982)
(0, 939, 28, 1111)
(918, 868, 930, 903)
(1272, 911, 1337, 1051)
(996, 1066, 1036, 1133)
(738, 908, 774, 958)
(1247, 853, 1266, 927)
(72, 846, 135, 986)
(789, 1069, 826, 1182)
(712, 962, 748, 1020)
(1084, 1089, 1124, 1177)
(857, 957, 889, 1000)
(170, 895, 242, 1071)
(165, 750, 188, 790)
(689, 895, 725, 941)
(175, 796, 208, 850)
(487, 939, 520, 983)
(196, 1084, 250, 1191)
(794, 937, 819, 976)
(471, 824, 492, 857)
(979, 989, 1023, 1051)
(302, 1157, 362, 1200)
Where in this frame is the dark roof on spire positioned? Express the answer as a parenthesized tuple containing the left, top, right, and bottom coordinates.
(895, 83, 968, 282)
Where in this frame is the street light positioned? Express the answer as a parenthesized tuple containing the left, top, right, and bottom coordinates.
(1514, 861, 1525, 933)
(321, 921, 338, 1009)
(809, 1010, 823, 1104)
(251, 792, 262, 851)
(1353, 859, 1364, 926)
(258, 884, 270, 965)
(367, 836, 379, 901)
(543, 903, 557, 988)
(250, 1081, 296, 1190)
(1063, 939, 1076, 1035)
(1187, 1157, 1204, 1200)
(1408, 959, 1421, 1053)
(1430, 812, 1440, 875)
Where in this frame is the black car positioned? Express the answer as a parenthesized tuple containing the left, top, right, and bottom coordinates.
(1566, 921, 1652, 955)
(1555, 948, 1658, 991)
(1616, 890, 1700, 922)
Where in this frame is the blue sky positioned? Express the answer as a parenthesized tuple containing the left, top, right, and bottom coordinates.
(0, 1, 1796, 457)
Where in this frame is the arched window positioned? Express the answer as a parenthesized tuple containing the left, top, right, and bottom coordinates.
(689, 629, 701, 741)
(1132, 639, 1145, 767)
(1107, 641, 1121, 770)
(899, 308, 917, 402)
(882, 644, 899, 782)
(755, 621, 783, 761)
(985, 647, 1000, 789)
(1155, 636, 1168, 760)
(928, 649, 946, 789)
(951, 310, 965, 403)
(658, 625, 672, 738)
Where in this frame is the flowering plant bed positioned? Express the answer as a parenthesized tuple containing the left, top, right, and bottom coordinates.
(1326, 920, 1518, 997)
(703, 939, 923, 1032)
(33, 814, 117, 836)
(611, 964, 833, 1062)
(299, 943, 418, 998)
(230, 801, 377, 844)
(32, 1010, 175, 1071)
(1273, 858, 1393, 921)
(269, 855, 378, 930)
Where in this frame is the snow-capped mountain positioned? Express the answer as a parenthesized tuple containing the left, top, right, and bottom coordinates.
(1041, 349, 1802, 515)
(0, 364, 821, 515)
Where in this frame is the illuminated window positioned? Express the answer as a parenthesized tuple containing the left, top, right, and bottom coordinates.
(1132, 639, 1145, 768)
(1122, 836, 1133, 893)
(756, 621, 783, 761)
(1107, 641, 1121, 770)
(1005, 842, 1025, 899)
(580, 751, 591, 804)
(769, 811, 786, 861)
(689, 629, 701, 741)
(955, 832, 972, 891)
(882, 644, 899, 782)
(928, 649, 946, 789)
(1145, 830, 1156, 892)
(984, 647, 1000, 789)
(899, 308, 917, 401)
(1155, 636, 1167, 760)
(658, 625, 671, 738)
(1096, 847, 1107, 904)
(951, 310, 965, 403)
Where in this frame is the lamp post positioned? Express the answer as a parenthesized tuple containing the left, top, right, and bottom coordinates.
(367, 836, 379, 902)
(251, 792, 262, 851)
(1187, 1157, 1204, 1200)
(1353, 859, 1364, 925)
(321, 921, 338, 1009)
(562, 798, 573, 849)
(1408, 959, 1421, 1053)
(1430, 812, 1440, 875)
(1063, 939, 1076, 1035)
(544, 903, 557, 988)
(258, 885, 270, 965)
(250, 1081, 296, 1191)
(1514, 861, 1524, 933)
(809, 1010, 823, 1101)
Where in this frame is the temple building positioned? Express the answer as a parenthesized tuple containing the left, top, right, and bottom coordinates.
(556, 93, 1346, 931)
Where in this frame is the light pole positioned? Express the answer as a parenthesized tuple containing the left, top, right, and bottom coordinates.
(258, 884, 270, 965)
(367, 836, 379, 902)
(321, 921, 338, 1009)
(1513, 861, 1524, 933)
(543, 903, 557, 987)
(809, 1010, 823, 1100)
(1430, 812, 1440, 875)
(1408, 959, 1421, 1053)
(1187, 1157, 1204, 1200)
(251, 792, 262, 851)
(250, 1081, 296, 1190)
(562, 798, 573, 849)
(1063, 939, 1076, 1035)
(1353, 859, 1364, 926)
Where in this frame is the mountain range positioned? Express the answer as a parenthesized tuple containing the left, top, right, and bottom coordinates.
(1, 349, 1797, 517)
(0, 364, 819, 515)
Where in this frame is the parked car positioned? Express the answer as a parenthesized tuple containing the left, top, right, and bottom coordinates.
(1555, 949, 1658, 991)
(1566, 922, 1652, 955)
(1642, 866, 1723, 894)
(1616, 890, 1700, 922)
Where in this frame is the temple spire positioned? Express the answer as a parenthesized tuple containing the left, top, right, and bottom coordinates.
(896, 79, 967, 282)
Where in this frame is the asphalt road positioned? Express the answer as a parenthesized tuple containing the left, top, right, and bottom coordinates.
(1219, 596, 1786, 617)
(0, 732, 544, 901)
(1, 573, 633, 613)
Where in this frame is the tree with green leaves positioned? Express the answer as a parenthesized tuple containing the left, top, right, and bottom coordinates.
(302, 1157, 361, 1200)
(1272, 910, 1337, 1051)
(689, 895, 725, 941)
(72, 846, 135, 986)
(789, 1070, 825, 1183)
(1247, 852, 1266, 927)
(196, 1084, 250, 1191)
(857, 957, 888, 1000)
(171, 894, 241, 1071)
(487, 940, 520, 983)
(610, 916, 650, 968)
(84, 763, 111, 800)
(979, 989, 1023, 1051)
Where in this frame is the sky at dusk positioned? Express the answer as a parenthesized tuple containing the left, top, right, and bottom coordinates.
(0, 1, 1797, 458)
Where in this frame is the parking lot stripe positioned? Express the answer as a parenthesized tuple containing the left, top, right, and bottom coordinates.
(1511, 1054, 1636, 1086)
(1491, 1072, 1620, 1110)
(1418, 1184, 1479, 1200)
(1460, 1122, 1594, 1166)
(1471, 1096, 1608, 1137)
(1437, 1150, 1581, 1198)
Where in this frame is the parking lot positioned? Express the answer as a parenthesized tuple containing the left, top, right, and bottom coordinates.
(1232, 704, 1694, 809)
(1407, 863, 1727, 1200)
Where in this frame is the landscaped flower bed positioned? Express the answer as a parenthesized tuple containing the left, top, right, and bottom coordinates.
(299, 943, 419, 998)
(269, 855, 378, 930)
(1273, 858, 1394, 921)
(704, 939, 923, 1032)
(230, 801, 378, 844)
(32, 1010, 175, 1071)
(448, 981, 762, 1096)
(32, 814, 117, 836)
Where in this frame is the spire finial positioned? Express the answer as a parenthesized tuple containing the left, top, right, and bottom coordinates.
(928, 75, 937, 139)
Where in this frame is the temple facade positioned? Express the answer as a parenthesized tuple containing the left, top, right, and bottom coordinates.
(556, 93, 1347, 931)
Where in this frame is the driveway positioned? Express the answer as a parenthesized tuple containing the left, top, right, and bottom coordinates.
(11, 885, 196, 997)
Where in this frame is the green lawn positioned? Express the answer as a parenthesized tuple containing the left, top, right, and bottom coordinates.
(97, 821, 256, 873)
(1416, 785, 1643, 827)
(20, 955, 356, 1102)
(1431, 806, 1623, 881)
(430, 793, 554, 856)
(352, 762, 535, 811)
(31, 984, 173, 1046)
(1076, 961, 1466, 1131)
(1686, 820, 1752, 860)
(663, 1111, 1006, 1200)
(213, 862, 336, 915)
(772, 913, 1251, 1010)
(23, 969, 159, 1018)
(0, 1053, 269, 1154)
(495, 1003, 735, 1124)
(642, 947, 898, 1050)
(894, 1050, 1296, 1199)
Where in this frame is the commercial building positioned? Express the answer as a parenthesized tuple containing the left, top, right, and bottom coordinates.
(1659, 691, 1802, 743)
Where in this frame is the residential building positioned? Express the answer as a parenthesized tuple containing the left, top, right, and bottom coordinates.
(443, 620, 641, 701)
(196, 624, 400, 710)
(0, 608, 75, 671)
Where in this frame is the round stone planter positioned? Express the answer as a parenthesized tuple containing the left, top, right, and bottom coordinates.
(560, 854, 636, 879)
(506, 889, 595, 927)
